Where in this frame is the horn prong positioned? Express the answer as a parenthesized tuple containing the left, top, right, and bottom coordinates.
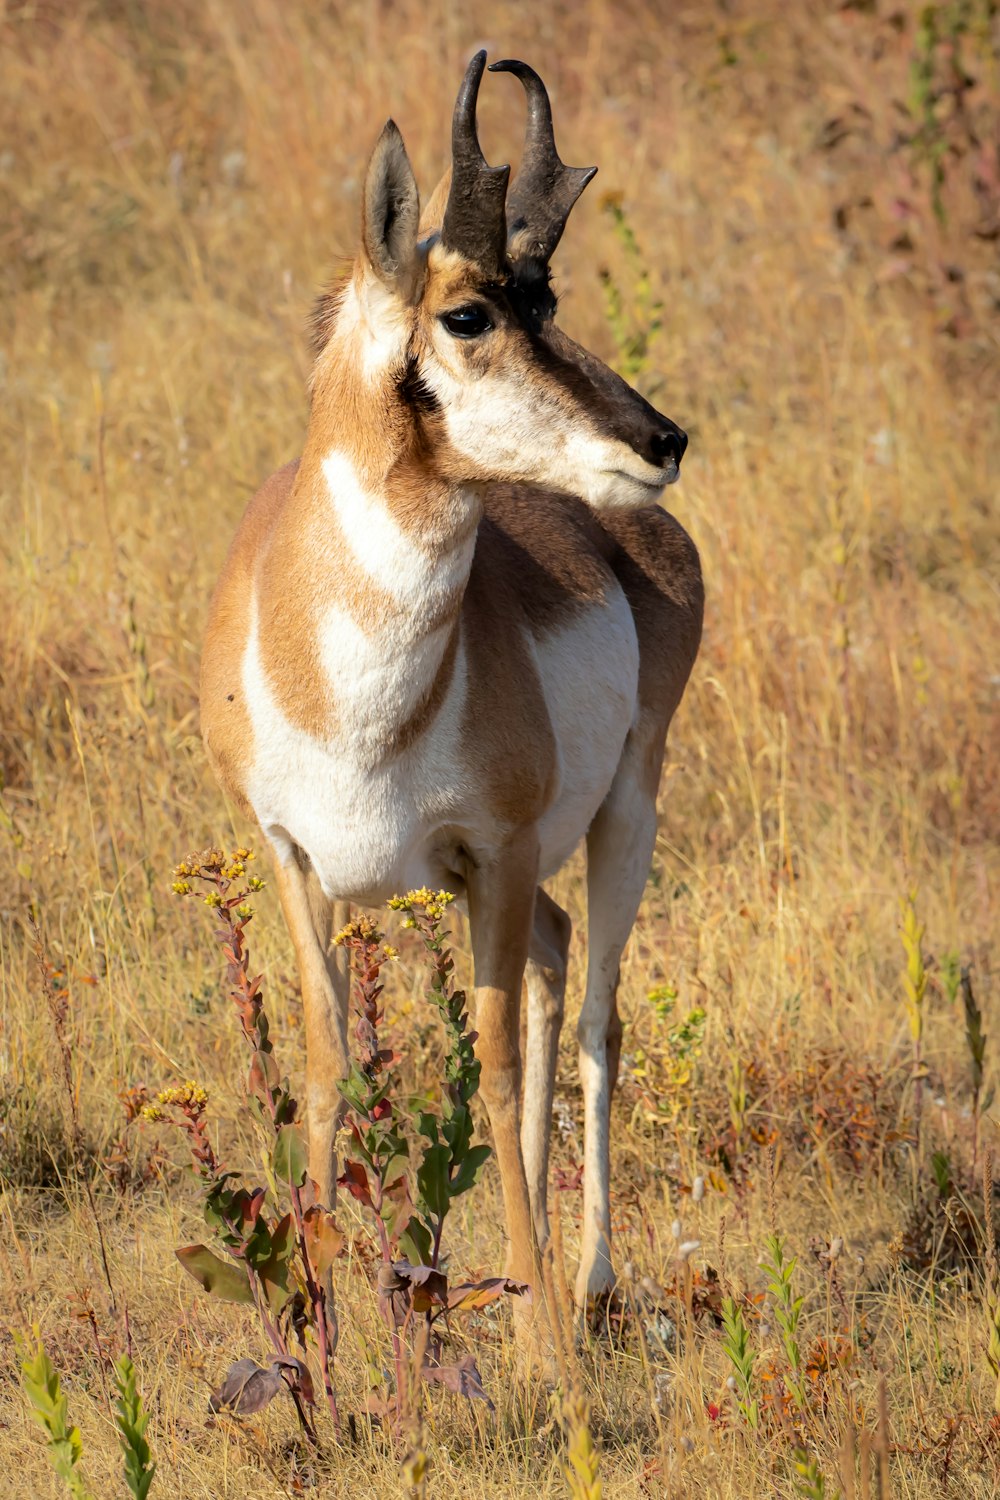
(489, 58, 596, 267)
(440, 50, 510, 277)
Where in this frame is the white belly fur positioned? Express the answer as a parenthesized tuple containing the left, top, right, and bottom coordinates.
(242, 584, 639, 901)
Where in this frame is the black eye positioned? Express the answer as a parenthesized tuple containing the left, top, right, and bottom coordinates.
(441, 305, 493, 339)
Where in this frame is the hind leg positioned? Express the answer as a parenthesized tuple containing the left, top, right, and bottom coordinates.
(521, 888, 571, 1249)
(576, 739, 661, 1311)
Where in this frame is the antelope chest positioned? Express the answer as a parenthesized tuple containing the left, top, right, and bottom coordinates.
(241, 586, 639, 902)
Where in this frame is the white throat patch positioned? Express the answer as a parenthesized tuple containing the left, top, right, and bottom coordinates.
(320, 451, 476, 615)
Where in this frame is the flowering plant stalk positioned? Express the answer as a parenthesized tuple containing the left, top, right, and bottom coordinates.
(336, 890, 527, 1424)
(387, 889, 491, 1268)
(159, 848, 343, 1441)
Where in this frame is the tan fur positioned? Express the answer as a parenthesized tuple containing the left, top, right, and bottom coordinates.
(201, 459, 300, 816)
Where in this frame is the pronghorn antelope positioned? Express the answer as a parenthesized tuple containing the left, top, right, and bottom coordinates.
(200, 51, 703, 1319)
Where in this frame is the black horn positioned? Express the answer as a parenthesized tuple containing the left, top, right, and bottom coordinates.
(441, 50, 511, 278)
(489, 59, 596, 270)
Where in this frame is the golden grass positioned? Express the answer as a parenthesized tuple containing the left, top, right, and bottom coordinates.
(1, 0, 998, 1495)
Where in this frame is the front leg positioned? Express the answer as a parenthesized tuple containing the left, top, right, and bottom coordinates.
(464, 828, 540, 1299)
(271, 846, 350, 1207)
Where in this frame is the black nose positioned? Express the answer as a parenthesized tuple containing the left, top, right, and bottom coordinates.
(647, 420, 688, 469)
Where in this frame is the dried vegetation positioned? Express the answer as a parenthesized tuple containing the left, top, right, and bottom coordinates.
(0, 0, 998, 1495)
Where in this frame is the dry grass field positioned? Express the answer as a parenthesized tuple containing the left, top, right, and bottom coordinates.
(1, 1, 998, 1495)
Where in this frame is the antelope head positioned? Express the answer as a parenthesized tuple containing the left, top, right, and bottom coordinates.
(315, 50, 687, 509)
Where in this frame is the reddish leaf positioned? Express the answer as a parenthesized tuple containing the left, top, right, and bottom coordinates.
(248, 1048, 279, 1100)
(302, 1205, 345, 1278)
(377, 1263, 412, 1328)
(364, 1390, 397, 1425)
(392, 1260, 449, 1310)
(209, 1358, 283, 1414)
(241, 1187, 266, 1231)
(339, 1158, 373, 1208)
(422, 1353, 494, 1411)
(276, 1356, 315, 1407)
(447, 1276, 531, 1312)
(209, 1356, 314, 1414)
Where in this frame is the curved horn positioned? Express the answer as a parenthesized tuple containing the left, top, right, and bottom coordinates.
(441, 51, 510, 278)
(489, 59, 596, 268)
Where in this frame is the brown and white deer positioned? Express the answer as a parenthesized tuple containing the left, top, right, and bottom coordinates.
(201, 51, 703, 1321)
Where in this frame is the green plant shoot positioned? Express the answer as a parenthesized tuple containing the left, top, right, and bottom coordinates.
(113, 1355, 156, 1500)
(16, 1330, 93, 1500)
(760, 1232, 808, 1411)
(721, 1296, 759, 1430)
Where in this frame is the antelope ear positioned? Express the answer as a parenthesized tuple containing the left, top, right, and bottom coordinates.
(361, 120, 422, 299)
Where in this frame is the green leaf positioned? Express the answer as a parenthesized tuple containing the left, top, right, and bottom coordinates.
(272, 1124, 308, 1188)
(448, 1143, 491, 1199)
(931, 1150, 953, 1197)
(17, 1334, 93, 1497)
(442, 1104, 473, 1161)
(399, 1216, 433, 1267)
(416, 1143, 451, 1220)
(202, 1174, 243, 1238)
(113, 1355, 156, 1500)
(338, 1062, 375, 1112)
(274, 1087, 297, 1125)
(258, 1212, 297, 1312)
(176, 1244, 254, 1303)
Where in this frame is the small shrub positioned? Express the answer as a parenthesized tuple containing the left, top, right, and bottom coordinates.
(164, 857, 524, 1448)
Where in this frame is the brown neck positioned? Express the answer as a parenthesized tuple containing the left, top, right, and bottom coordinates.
(303, 281, 481, 560)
